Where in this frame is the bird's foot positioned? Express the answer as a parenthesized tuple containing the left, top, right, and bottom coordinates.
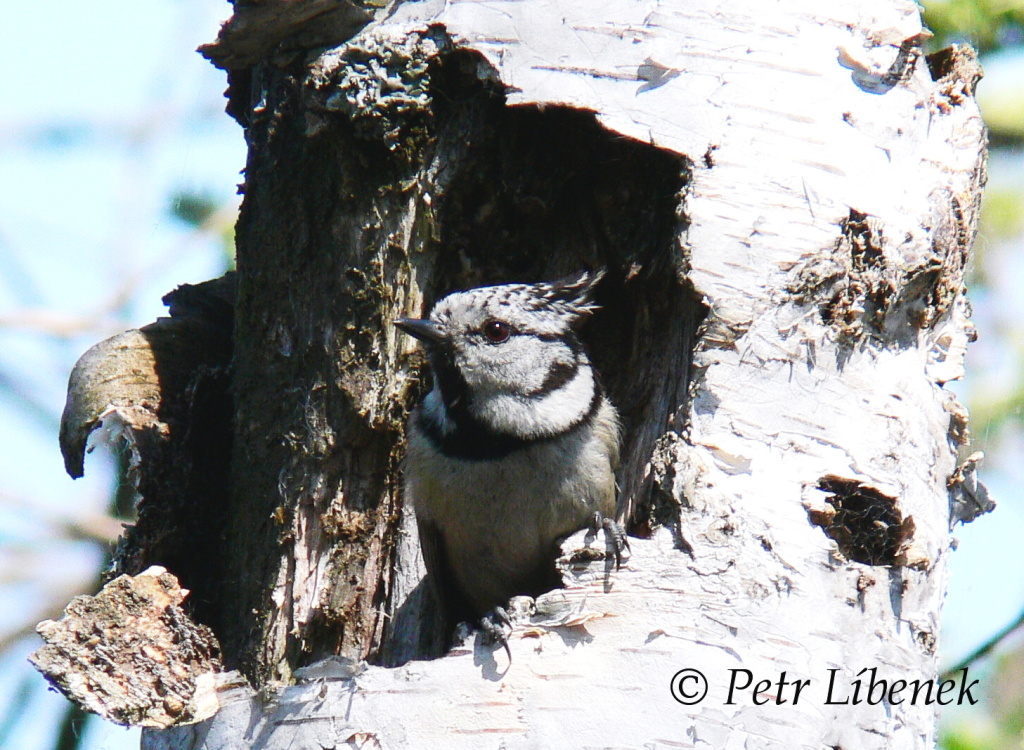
(479, 605, 513, 662)
(591, 511, 631, 569)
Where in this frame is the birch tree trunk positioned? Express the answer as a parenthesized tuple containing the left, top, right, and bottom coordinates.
(36, 0, 988, 747)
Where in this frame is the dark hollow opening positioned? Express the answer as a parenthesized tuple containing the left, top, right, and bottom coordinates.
(422, 51, 706, 535)
(809, 476, 913, 566)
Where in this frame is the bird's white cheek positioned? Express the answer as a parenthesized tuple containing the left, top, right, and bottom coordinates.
(478, 366, 595, 438)
(459, 346, 526, 392)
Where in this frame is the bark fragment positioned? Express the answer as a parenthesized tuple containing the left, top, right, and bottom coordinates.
(199, 0, 375, 71)
(948, 452, 995, 524)
(926, 44, 984, 108)
(30, 567, 223, 728)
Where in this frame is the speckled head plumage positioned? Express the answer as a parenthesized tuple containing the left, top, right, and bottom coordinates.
(396, 271, 607, 459)
(423, 270, 602, 336)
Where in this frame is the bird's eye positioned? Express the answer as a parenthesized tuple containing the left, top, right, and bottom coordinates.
(482, 319, 512, 343)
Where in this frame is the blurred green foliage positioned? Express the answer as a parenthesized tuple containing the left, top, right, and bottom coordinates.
(959, 186, 1024, 447)
(923, 0, 1024, 54)
(976, 86, 1024, 141)
(940, 723, 1011, 750)
(941, 650, 1024, 749)
(978, 188, 1024, 243)
(923, 0, 1024, 140)
(169, 190, 237, 269)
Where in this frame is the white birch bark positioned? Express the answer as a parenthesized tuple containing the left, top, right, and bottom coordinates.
(143, 0, 986, 747)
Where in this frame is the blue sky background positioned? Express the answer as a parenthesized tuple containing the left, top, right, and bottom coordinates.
(0, 1, 1021, 748)
(0, 2, 242, 747)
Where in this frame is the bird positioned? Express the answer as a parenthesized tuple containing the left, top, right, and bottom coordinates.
(396, 270, 623, 636)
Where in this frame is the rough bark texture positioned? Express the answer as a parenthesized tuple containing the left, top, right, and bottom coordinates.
(44, 0, 988, 746)
(30, 567, 221, 728)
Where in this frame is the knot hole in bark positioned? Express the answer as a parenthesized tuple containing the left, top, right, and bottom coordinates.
(808, 476, 915, 566)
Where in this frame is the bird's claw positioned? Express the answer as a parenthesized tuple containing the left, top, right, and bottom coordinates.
(591, 511, 630, 569)
(479, 605, 513, 662)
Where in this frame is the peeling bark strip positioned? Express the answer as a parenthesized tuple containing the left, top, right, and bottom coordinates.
(30, 567, 221, 728)
(199, 0, 376, 71)
(58, 276, 235, 631)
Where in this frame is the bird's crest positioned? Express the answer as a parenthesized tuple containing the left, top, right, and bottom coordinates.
(528, 269, 605, 322)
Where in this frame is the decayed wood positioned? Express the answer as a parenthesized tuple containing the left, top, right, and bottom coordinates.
(59, 275, 235, 480)
(141, 525, 966, 749)
(30, 567, 221, 728)
(56, 275, 235, 633)
(37, 281, 237, 729)
(199, 0, 377, 71)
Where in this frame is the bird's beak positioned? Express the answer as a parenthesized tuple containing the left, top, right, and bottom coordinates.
(395, 317, 447, 346)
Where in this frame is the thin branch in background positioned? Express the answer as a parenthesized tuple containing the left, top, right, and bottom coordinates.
(0, 554, 117, 656)
(54, 703, 89, 750)
(0, 621, 57, 660)
(941, 606, 1024, 681)
(0, 481, 130, 741)
(101, 196, 239, 315)
(0, 489, 126, 654)
(0, 491, 124, 547)
(0, 196, 238, 341)
(0, 310, 126, 340)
